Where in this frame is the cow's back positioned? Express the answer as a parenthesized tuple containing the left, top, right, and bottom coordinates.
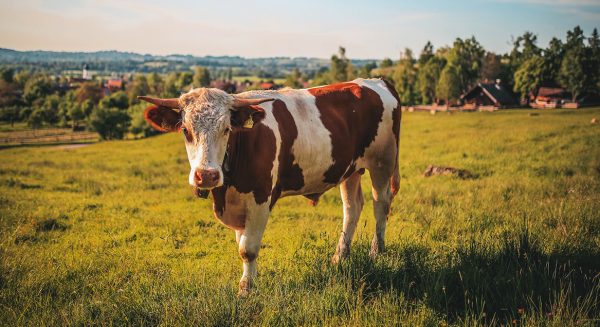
(267, 78, 400, 198)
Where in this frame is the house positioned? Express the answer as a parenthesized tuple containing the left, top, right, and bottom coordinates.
(104, 79, 124, 93)
(531, 87, 569, 108)
(461, 81, 518, 110)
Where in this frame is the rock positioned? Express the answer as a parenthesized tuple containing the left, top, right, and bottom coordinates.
(591, 117, 598, 124)
(423, 165, 475, 179)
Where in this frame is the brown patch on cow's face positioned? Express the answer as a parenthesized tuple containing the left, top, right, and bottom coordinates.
(308, 82, 384, 184)
(269, 99, 304, 209)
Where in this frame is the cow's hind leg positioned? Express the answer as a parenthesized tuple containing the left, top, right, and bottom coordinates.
(332, 172, 364, 263)
(369, 167, 393, 257)
(237, 202, 270, 296)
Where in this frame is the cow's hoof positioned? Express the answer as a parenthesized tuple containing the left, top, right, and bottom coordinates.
(331, 250, 349, 264)
(331, 254, 341, 264)
(238, 277, 251, 297)
(237, 288, 250, 297)
(369, 241, 385, 258)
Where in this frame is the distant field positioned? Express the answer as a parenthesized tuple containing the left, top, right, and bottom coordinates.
(232, 75, 286, 85)
(0, 108, 599, 326)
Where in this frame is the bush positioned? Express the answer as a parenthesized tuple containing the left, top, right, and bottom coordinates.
(89, 107, 131, 140)
(128, 103, 157, 138)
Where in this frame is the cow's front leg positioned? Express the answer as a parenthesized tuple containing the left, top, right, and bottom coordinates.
(237, 202, 270, 296)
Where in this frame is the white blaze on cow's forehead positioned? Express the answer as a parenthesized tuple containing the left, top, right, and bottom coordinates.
(180, 88, 233, 132)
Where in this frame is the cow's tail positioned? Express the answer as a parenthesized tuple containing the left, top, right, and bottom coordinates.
(381, 78, 401, 200)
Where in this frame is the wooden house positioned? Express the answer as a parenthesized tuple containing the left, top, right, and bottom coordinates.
(461, 81, 518, 110)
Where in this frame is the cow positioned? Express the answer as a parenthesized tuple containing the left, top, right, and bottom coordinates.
(139, 78, 401, 295)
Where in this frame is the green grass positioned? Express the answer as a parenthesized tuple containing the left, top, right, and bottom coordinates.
(232, 75, 286, 85)
(1, 108, 599, 326)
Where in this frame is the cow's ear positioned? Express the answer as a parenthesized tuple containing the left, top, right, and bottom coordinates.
(230, 105, 265, 130)
(144, 105, 182, 132)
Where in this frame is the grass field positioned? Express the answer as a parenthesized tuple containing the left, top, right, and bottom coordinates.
(232, 75, 286, 85)
(1, 108, 599, 326)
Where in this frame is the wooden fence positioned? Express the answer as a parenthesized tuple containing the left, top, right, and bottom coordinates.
(0, 128, 99, 145)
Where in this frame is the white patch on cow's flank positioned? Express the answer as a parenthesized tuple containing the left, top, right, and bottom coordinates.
(353, 78, 399, 168)
(283, 90, 335, 195)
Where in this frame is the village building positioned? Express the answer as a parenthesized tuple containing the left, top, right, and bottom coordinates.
(531, 87, 568, 108)
(104, 78, 124, 94)
(460, 81, 518, 110)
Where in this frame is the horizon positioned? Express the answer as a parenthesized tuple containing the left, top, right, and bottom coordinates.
(0, 0, 599, 59)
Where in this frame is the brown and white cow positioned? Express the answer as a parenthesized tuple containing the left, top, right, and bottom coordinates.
(140, 78, 401, 295)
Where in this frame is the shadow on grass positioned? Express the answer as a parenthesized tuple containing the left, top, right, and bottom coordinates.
(296, 231, 600, 323)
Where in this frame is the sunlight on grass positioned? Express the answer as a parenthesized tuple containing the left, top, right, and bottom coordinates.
(1, 109, 599, 326)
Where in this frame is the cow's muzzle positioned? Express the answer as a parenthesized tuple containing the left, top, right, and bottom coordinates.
(194, 168, 221, 189)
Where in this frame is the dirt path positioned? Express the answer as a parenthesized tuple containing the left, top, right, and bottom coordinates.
(53, 143, 93, 150)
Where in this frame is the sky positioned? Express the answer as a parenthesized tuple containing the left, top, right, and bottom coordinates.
(0, 0, 598, 59)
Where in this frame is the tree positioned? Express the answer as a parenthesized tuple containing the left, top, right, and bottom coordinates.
(128, 74, 150, 104)
(0, 67, 14, 83)
(0, 106, 21, 126)
(147, 72, 163, 96)
(418, 57, 444, 104)
(75, 81, 103, 105)
(89, 107, 131, 140)
(481, 52, 501, 82)
(542, 37, 564, 86)
(330, 47, 352, 83)
(128, 103, 156, 138)
(513, 55, 544, 101)
(99, 91, 129, 110)
(418, 41, 434, 66)
(193, 66, 211, 88)
(28, 94, 60, 127)
(357, 62, 376, 78)
(587, 28, 600, 91)
(392, 48, 418, 105)
(284, 68, 303, 88)
(23, 74, 53, 106)
(446, 37, 484, 93)
(559, 47, 586, 102)
(163, 72, 181, 97)
(436, 64, 461, 105)
(379, 58, 394, 68)
(178, 72, 194, 92)
(510, 31, 541, 67)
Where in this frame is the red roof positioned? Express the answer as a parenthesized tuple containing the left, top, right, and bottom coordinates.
(537, 87, 565, 98)
(260, 82, 275, 90)
(106, 79, 123, 89)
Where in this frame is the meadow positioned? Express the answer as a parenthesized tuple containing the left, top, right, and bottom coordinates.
(0, 108, 599, 326)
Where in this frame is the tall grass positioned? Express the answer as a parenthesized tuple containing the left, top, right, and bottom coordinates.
(1, 108, 599, 326)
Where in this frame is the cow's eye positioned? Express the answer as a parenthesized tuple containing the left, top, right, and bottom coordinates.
(224, 127, 231, 135)
(182, 127, 193, 142)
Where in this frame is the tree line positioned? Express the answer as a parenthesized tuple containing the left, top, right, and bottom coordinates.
(295, 26, 600, 105)
(1, 26, 598, 140)
(0, 66, 211, 139)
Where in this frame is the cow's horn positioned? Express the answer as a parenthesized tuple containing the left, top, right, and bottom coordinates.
(232, 97, 274, 108)
(138, 96, 180, 109)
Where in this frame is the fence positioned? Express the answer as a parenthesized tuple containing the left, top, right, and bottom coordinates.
(0, 128, 99, 145)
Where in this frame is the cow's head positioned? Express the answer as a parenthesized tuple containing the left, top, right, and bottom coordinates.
(140, 88, 273, 196)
